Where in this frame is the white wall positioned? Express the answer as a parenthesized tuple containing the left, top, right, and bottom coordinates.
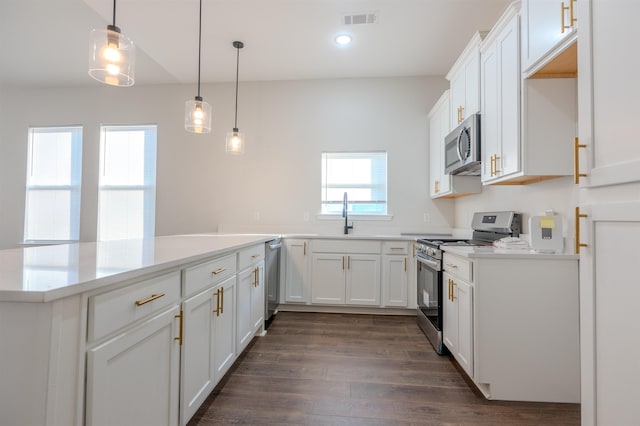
(0, 76, 452, 249)
(453, 177, 580, 245)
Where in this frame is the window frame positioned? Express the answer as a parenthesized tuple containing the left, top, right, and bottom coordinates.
(97, 124, 158, 241)
(320, 151, 390, 219)
(23, 125, 83, 244)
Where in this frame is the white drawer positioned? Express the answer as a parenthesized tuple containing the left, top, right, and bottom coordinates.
(311, 239, 381, 254)
(382, 241, 410, 255)
(183, 254, 236, 297)
(443, 253, 473, 282)
(88, 271, 181, 342)
(238, 244, 265, 270)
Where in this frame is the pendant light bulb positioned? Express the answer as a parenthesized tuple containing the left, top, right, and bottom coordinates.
(226, 41, 245, 154)
(88, 0, 136, 87)
(185, 0, 212, 134)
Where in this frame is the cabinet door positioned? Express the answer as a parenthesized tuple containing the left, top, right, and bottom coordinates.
(497, 15, 521, 178)
(86, 306, 180, 426)
(236, 267, 254, 352)
(284, 239, 309, 303)
(382, 255, 408, 307)
(481, 42, 499, 182)
(464, 52, 480, 116)
(456, 280, 474, 377)
(251, 261, 265, 331)
(450, 70, 466, 128)
(214, 276, 236, 382)
(429, 97, 444, 198)
(579, 203, 640, 425)
(311, 254, 346, 304)
(442, 272, 458, 353)
(181, 290, 216, 425)
(521, 0, 576, 72)
(346, 254, 381, 306)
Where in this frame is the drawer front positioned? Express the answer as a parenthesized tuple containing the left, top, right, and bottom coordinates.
(311, 239, 381, 254)
(443, 253, 473, 282)
(238, 244, 265, 270)
(183, 253, 236, 297)
(88, 271, 181, 342)
(382, 241, 410, 255)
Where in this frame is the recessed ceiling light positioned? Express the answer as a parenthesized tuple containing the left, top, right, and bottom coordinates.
(335, 35, 352, 45)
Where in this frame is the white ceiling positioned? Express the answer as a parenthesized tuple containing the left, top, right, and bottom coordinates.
(1, 0, 511, 88)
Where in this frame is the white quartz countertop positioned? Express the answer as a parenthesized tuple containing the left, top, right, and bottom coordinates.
(0, 234, 276, 303)
(442, 244, 579, 260)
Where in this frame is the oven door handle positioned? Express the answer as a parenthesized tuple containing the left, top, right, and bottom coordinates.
(417, 256, 440, 270)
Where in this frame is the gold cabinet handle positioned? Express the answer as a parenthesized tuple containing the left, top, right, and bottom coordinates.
(255, 268, 259, 287)
(575, 207, 588, 253)
(413, 243, 416, 258)
(348, 256, 351, 269)
(303, 241, 306, 256)
(403, 257, 407, 272)
(569, 0, 577, 28)
(342, 256, 345, 270)
(447, 278, 452, 301)
(220, 287, 224, 314)
(446, 263, 458, 268)
(490, 154, 495, 177)
(134, 293, 165, 306)
(213, 288, 221, 316)
(451, 280, 456, 301)
(494, 155, 501, 175)
(435, 180, 440, 194)
(573, 137, 587, 184)
(174, 310, 183, 346)
(389, 247, 405, 251)
(460, 105, 464, 123)
(561, 2, 570, 33)
(211, 267, 227, 275)
(251, 253, 261, 259)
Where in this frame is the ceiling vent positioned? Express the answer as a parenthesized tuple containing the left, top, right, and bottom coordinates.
(344, 12, 377, 25)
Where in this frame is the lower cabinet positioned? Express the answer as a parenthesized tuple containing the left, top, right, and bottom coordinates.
(381, 241, 410, 307)
(180, 276, 236, 425)
(442, 271, 474, 377)
(86, 305, 181, 426)
(283, 239, 309, 303)
(237, 260, 265, 354)
(310, 253, 380, 305)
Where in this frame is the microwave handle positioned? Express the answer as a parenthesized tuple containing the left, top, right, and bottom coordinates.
(456, 128, 466, 161)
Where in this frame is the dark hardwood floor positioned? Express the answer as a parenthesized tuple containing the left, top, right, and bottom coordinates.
(188, 312, 580, 425)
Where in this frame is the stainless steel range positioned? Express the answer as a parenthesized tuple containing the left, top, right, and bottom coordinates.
(416, 211, 522, 354)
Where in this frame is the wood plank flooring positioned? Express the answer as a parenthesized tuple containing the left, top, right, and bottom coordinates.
(188, 312, 580, 425)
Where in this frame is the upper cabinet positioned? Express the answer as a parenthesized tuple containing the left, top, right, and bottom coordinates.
(447, 32, 486, 129)
(429, 91, 481, 198)
(480, 1, 578, 185)
(521, 0, 578, 77)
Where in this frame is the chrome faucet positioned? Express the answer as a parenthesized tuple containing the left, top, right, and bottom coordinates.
(342, 192, 353, 235)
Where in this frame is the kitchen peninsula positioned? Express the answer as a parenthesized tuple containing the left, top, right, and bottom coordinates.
(0, 234, 275, 426)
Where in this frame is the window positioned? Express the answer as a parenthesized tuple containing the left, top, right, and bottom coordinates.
(321, 152, 387, 215)
(24, 126, 83, 243)
(97, 125, 157, 241)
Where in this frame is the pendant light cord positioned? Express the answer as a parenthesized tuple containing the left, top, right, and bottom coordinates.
(112, 0, 117, 27)
(196, 0, 203, 98)
(234, 45, 240, 128)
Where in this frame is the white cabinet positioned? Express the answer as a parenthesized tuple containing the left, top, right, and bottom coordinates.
(521, 0, 577, 75)
(577, 1, 640, 424)
(283, 239, 309, 303)
(381, 241, 410, 307)
(442, 254, 474, 378)
(236, 244, 265, 353)
(428, 91, 481, 198)
(481, 3, 577, 185)
(180, 275, 236, 425)
(447, 32, 485, 128)
(86, 305, 181, 426)
(310, 239, 381, 306)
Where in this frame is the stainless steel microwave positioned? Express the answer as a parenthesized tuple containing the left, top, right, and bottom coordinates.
(444, 113, 481, 175)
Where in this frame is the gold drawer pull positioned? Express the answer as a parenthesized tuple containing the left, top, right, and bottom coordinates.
(389, 247, 405, 250)
(135, 293, 165, 306)
(251, 253, 261, 259)
(446, 263, 458, 268)
(451, 280, 457, 301)
(573, 137, 587, 184)
(575, 206, 588, 253)
(211, 267, 227, 275)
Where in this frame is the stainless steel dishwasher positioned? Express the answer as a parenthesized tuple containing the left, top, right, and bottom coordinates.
(264, 238, 282, 328)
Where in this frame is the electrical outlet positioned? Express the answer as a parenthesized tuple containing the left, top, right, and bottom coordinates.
(424, 212, 431, 222)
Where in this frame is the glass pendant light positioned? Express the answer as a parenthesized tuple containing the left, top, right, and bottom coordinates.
(185, 0, 212, 133)
(226, 41, 245, 154)
(88, 0, 136, 87)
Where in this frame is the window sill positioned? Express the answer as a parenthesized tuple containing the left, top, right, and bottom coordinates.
(20, 240, 78, 247)
(316, 214, 393, 221)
